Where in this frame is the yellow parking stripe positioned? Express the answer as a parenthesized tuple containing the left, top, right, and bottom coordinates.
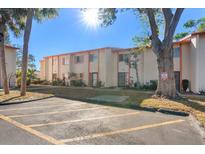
(9, 106, 107, 118)
(60, 119, 185, 143)
(28, 112, 140, 128)
(0, 102, 86, 112)
(0, 114, 64, 145)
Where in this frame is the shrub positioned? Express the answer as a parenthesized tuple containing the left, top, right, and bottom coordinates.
(52, 78, 65, 86)
(41, 80, 51, 85)
(150, 80, 157, 90)
(138, 80, 157, 91)
(31, 79, 41, 84)
(70, 79, 85, 87)
(96, 80, 104, 88)
(134, 81, 140, 88)
(199, 90, 205, 95)
(31, 79, 52, 85)
(16, 77, 31, 88)
(182, 79, 189, 92)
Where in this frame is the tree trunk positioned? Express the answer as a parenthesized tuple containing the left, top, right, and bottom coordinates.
(0, 24, 9, 94)
(155, 48, 177, 98)
(20, 9, 34, 96)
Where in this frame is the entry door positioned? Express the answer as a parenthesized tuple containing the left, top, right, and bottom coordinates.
(118, 72, 126, 87)
(174, 71, 180, 92)
(91, 73, 98, 87)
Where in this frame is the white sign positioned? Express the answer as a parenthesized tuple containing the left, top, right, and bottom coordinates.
(161, 72, 168, 80)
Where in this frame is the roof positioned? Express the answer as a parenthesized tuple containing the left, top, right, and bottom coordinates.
(43, 47, 122, 59)
(174, 30, 205, 45)
(5, 44, 19, 50)
(41, 30, 205, 61)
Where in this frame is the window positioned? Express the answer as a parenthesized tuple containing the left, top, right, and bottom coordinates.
(53, 58, 57, 65)
(62, 57, 65, 65)
(119, 54, 129, 63)
(62, 57, 69, 65)
(74, 55, 84, 63)
(89, 54, 97, 62)
(62, 73, 65, 80)
(52, 73, 57, 80)
(65, 58, 69, 64)
(173, 47, 180, 58)
(80, 73, 83, 78)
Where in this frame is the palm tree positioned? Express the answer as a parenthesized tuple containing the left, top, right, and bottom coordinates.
(0, 9, 26, 94)
(20, 8, 58, 96)
(20, 9, 34, 96)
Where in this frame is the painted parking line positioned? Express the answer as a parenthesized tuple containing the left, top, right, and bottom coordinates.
(0, 102, 86, 112)
(60, 119, 185, 143)
(28, 112, 140, 128)
(9, 106, 108, 118)
(0, 114, 64, 145)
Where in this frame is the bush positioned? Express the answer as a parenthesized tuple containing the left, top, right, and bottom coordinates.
(150, 80, 157, 90)
(31, 79, 51, 85)
(70, 79, 85, 87)
(41, 80, 51, 85)
(31, 79, 41, 84)
(199, 90, 205, 95)
(134, 81, 140, 88)
(182, 79, 189, 92)
(16, 77, 31, 88)
(96, 80, 104, 88)
(138, 80, 157, 91)
(52, 78, 65, 86)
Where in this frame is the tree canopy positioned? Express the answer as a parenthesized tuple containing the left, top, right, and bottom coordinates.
(174, 17, 205, 40)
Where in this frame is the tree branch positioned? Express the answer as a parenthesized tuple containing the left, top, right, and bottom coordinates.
(146, 9, 159, 39)
(146, 8, 162, 55)
(163, 8, 184, 48)
(162, 8, 173, 35)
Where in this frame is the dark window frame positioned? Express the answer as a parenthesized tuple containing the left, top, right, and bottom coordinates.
(173, 47, 180, 58)
(119, 54, 129, 63)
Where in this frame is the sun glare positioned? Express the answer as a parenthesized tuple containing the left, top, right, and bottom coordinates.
(81, 9, 100, 29)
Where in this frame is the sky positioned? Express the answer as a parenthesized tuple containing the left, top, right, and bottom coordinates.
(10, 8, 205, 70)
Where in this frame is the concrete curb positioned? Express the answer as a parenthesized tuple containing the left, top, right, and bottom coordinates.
(157, 108, 189, 116)
(0, 96, 54, 106)
(130, 104, 157, 112)
(137, 105, 189, 117)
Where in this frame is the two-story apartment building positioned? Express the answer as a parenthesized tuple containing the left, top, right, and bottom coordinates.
(0, 45, 18, 88)
(40, 31, 205, 93)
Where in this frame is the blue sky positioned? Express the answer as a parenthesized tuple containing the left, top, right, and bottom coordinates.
(10, 8, 205, 70)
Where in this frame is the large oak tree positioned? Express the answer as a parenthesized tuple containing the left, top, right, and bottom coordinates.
(98, 8, 184, 98)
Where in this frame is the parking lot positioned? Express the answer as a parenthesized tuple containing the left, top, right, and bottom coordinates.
(0, 97, 204, 145)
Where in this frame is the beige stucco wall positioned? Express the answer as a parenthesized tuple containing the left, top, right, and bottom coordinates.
(71, 53, 89, 85)
(40, 60, 45, 80)
(98, 49, 106, 86)
(104, 48, 115, 87)
(197, 35, 205, 92)
(59, 55, 70, 79)
(190, 36, 198, 92)
(0, 47, 16, 88)
(39, 38, 205, 91)
(141, 49, 158, 84)
(181, 43, 191, 82)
